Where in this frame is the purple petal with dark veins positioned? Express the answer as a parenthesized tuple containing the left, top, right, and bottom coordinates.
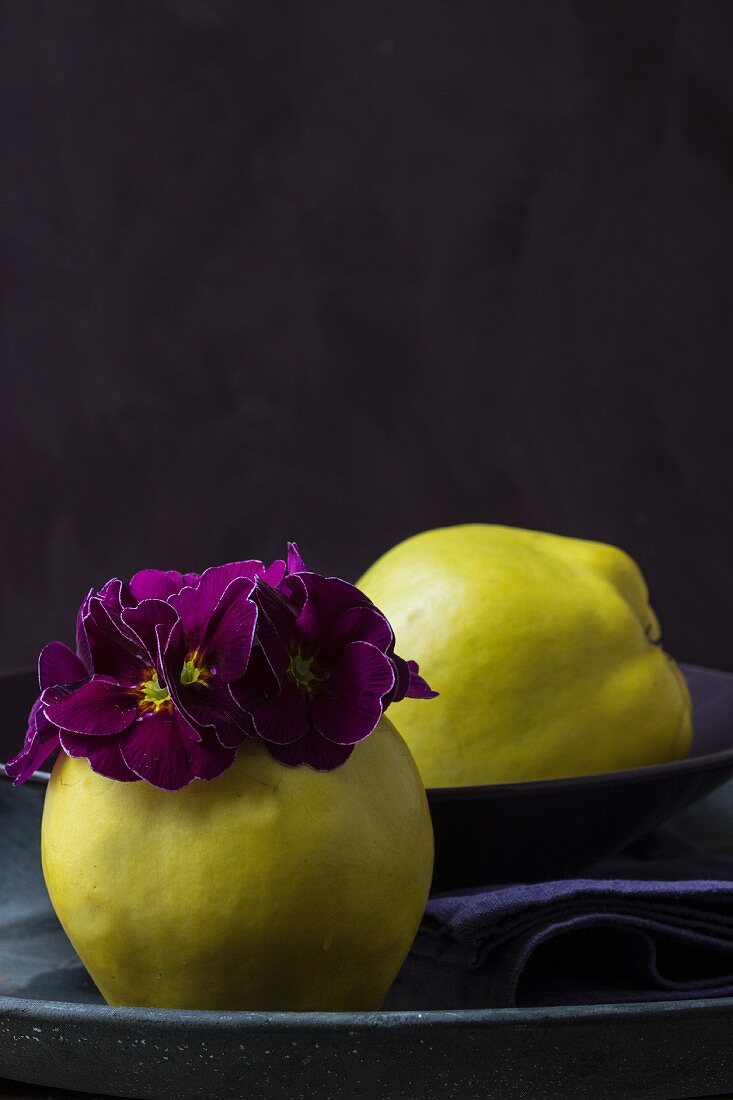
(179, 681, 252, 748)
(265, 728, 354, 771)
(260, 559, 287, 587)
(207, 560, 276, 588)
(156, 620, 203, 742)
(97, 577, 135, 608)
(384, 652, 411, 705)
(245, 684, 310, 745)
(129, 569, 187, 603)
(325, 604, 393, 655)
(311, 641, 394, 745)
(295, 573, 373, 643)
(163, 627, 252, 747)
(38, 642, 88, 693)
(20, 699, 43, 748)
(94, 580, 138, 643)
(75, 589, 94, 674)
(405, 659, 439, 699)
(119, 713, 235, 790)
(121, 599, 178, 664)
(160, 614, 185, 665)
(217, 603, 258, 683)
(229, 646, 279, 717)
(39, 684, 71, 707)
(5, 702, 60, 784)
(170, 567, 255, 653)
(5, 736, 59, 783)
(209, 708, 254, 748)
(59, 730, 138, 782)
(252, 580, 302, 687)
(151, 570, 258, 700)
(215, 559, 287, 587)
(83, 596, 145, 684)
(44, 676, 138, 737)
(201, 588, 257, 682)
(286, 542, 307, 574)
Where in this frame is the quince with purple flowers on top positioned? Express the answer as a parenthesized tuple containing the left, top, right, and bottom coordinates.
(12, 545, 435, 1011)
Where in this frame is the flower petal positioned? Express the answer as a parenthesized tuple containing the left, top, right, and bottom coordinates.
(385, 652, 411, 705)
(59, 730, 138, 782)
(327, 604, 393, 654)
(169, 564, 259, 646)
(38, 642, 88, 692)
(5, 737, 59, 783)
(265, 728, 354, 771)
(229, 646, 279, 717)
(93, 579, 139, 646)
(405, 658, 438, 698)
(295, 573, 372, 643)
(75, 589, 94, 674)
(202, 589, 257, 682)
(311, 641, 394, 745)
(121, 599, 178, 664)
(96, 577, 136, 616)
(129, 569, 187, 602)
(252, 580, 300, 688)
(83, 596, 145, 683)
(260, 558, 287, 587)
(44, 676, 138, 737)
(155, 621, 202, 741)
(245, 684, 310, 745)
(5, 703, 60, 784)
(119, 713, 235, 790)
(167, 667, 252, 749)
(209, 710, 254, 749)
(286, 542, 307, 573)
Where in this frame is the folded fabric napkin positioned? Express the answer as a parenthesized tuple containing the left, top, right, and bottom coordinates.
(393, 820, 733, 1009)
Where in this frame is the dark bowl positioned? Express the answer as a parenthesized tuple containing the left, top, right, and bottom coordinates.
(2, 663, 732, 894)
(427, 663, 733, 890)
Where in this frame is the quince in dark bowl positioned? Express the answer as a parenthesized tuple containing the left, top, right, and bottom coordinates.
(426, 664, 733, 890)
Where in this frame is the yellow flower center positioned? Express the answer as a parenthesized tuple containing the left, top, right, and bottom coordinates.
(288, 651, 326, 691)
(180, 651, 210, 687)
(138, 652, 210, 712)
(138, 670, 172, 713)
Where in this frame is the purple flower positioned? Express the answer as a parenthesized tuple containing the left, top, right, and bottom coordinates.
(7, 546, 436, 788)
(281, 542, 435, 703)
(8, 562, 270, 790)
(5, 641, 91, 784)
(230, 545, 436, 771)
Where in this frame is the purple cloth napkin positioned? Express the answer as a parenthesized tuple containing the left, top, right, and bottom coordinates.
(394, 826, 733, 1008)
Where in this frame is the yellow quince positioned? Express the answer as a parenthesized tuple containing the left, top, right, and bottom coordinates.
(41, 717, 433, 1010)
(358, 525, 691, 787)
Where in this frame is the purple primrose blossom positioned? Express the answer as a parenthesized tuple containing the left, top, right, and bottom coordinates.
(229, 544, 436, 771)
(7, 562, 273, 790)
(7, 546, 436, 788)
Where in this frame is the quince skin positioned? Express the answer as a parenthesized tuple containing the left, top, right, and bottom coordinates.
(358, 525, 691, 786)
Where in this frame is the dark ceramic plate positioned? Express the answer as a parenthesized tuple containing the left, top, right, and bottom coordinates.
(1, 666, 733, 1098)
(3, 664, 733, 892)
(0, 765, 732, 1098)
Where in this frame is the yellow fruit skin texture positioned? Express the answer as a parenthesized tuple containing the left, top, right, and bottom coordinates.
(358, 525, 692, 787)
(41, 717, 433, 1011)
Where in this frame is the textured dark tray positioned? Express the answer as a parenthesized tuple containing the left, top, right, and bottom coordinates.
(1, 667, 733, 1098)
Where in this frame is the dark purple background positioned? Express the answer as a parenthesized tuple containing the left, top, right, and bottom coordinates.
(1, 0, 732, 672)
